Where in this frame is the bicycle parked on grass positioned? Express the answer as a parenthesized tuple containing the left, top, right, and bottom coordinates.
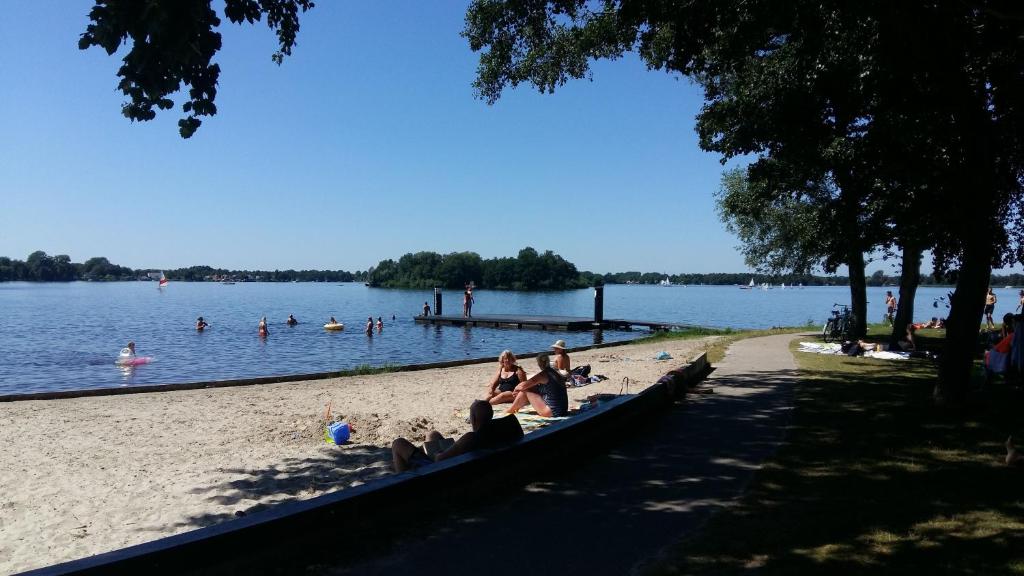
(823, 304, 856, 342)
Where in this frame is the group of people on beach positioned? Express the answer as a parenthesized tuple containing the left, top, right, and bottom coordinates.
(392, 339, 576, 472)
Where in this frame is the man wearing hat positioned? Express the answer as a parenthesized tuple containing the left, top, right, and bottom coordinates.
(551, 339, 571, 375)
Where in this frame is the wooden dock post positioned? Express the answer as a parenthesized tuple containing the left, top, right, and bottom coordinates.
(594, 284, 604, 324)
(433, 287, 442, 316)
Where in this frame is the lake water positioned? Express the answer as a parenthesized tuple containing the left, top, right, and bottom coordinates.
(0, 282, 1004, 395)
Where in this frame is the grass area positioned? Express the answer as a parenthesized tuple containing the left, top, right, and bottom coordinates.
(340, 364, 399, 376)
(642, 334, 1024, 575)
(638, 326, 811, 363)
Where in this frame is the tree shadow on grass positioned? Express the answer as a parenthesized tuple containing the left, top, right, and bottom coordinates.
(642, 359, 1024, 576)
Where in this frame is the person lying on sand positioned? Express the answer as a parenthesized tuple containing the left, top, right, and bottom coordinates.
(392, 400, 523, 472)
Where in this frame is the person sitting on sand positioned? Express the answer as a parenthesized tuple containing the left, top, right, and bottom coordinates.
(551, 339, 571, 376)
(286, 314, 298, 326)
(196, 316, 209, 331)
(507, 354, 569, 418)
(486, 350, 527, 405)
(391, 400, 523, 472)
(258, 316, 269, 337)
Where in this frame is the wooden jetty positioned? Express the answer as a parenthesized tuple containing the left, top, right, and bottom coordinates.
(413, 314, 689, 332)
(416, 285, 692, 332)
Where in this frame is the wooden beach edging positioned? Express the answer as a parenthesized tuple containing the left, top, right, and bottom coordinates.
(20, 354, 710, 576)
(0, 338, 645, 403)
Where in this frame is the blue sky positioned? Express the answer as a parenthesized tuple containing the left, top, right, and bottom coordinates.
(0, 2, 1002, 276)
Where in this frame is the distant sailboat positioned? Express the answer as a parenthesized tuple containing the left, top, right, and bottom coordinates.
(158, 272, 168, 288)
(659, 277, 672, 287)
(740, 278, 755, 290)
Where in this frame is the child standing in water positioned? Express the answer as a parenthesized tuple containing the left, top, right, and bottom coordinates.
(258, 316, 269, 337)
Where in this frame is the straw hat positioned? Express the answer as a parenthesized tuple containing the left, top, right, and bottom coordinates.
(551, 339, 567, 350)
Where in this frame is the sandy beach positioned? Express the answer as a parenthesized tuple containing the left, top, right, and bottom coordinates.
(0, 337, 717, 574)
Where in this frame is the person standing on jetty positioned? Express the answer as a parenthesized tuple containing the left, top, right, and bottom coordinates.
(985, 287, 998, 330)
(423, 301, 431, 316)
(463, 285, 474, 318)
(196, 316, 209, 331)
(258, 316, 269, 337)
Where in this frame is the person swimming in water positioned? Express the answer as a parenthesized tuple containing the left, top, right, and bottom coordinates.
(196, 316, 209, 331)
(120, 341, 136, 359)
(376, 316, 384, 332)
(286, 314, 298, 326)
(258, 316, 269, 337)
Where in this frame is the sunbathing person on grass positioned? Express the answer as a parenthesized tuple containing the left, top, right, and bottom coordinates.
(506, 353, 569, 418)
(391, 400, 523, 472)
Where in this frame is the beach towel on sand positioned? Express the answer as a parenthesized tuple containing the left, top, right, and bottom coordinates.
(459, 407, 574, 434)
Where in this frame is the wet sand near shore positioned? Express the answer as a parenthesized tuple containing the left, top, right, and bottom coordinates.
(0, 337, 717, 574)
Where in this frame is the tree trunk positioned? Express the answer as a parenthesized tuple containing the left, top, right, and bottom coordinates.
(847, 248, 867, 338)
(891, 244, 922, 346)
(935, 240, 992, 406)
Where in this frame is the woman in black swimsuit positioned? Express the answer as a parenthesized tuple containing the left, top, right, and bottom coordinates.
(507, 354, 569, 418)
(486, 350, 526, 405)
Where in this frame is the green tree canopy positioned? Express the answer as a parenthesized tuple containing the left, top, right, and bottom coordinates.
(463, 0, 1024, 402)
(366, 247, 587, 290)
(79, 0, 314, 137)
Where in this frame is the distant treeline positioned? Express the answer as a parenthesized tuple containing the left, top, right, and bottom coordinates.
(0, 251, 368, 283)
(162, 266, 367, 283)
(5, 250, 1024, 288)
